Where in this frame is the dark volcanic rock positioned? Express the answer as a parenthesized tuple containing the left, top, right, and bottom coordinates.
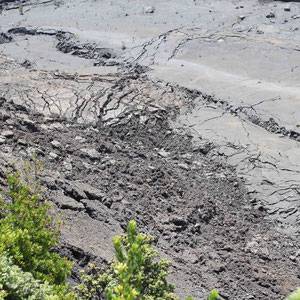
(0, 95, 299, 299)
(0, 32, 12, 44)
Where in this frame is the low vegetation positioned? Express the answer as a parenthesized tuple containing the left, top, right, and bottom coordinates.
(0, 159, 73, 298)
(75, 220, 214, 300)
(0, 255, 59, 300)
(0, 161, 299, 299)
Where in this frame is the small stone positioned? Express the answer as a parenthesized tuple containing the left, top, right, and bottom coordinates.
(182, 250, 199, 264)
(181, 153, 192, 160)
(246, 240, 259, 250)
(80, 148, 100, 159)
(2, 130, 14, 138)
(40, 124, 50, 131)
(82, 162, 93, 170)
(75, 136, 86, 143)
(51, 140, 62, 149)
(49, 152, 58, 160)
(145, 6, 155, 14)
(27, 147, 44, 156)
(49, 123, 64, 131)
(266, 12, 275, 18)
(63, 161, 73, 171)
(158, 148, 170, 158)
(0, 109, 10, 121)
(221, 245, 233, 251)
(22, 118, 37, 130)
(21, 59, 31, 68)
(0, 137, 5, 144)
(193, 161, 202, 167)
(284, 5, 291, 12)
(237, 15, 245, 22)
(170, 216, 187, 227)
(74, 182, 105, 200)
(65, 181, 87, 200)
(18, 138, 27, 146)
(178, 163, 189, 170)
(121, 199, 130, 205)
(260, 247, 269, 257)
(5, 119, 14, 126)
(213, 263, 225, 273)
(290, 255, 297, 262)
(194, 142, 211, 155)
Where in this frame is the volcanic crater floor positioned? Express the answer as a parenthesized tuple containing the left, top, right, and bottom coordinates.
(1, 0, 300, 299)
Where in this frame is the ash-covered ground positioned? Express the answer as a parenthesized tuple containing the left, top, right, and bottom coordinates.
(1, 0, 300, 299)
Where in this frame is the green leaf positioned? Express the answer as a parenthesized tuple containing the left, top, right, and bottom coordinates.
(208, 289, 219, 300)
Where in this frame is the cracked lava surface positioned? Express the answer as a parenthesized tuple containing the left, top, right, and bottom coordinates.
(0, 0, 300, 299)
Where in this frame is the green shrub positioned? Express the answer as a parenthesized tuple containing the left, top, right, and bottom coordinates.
(0, 254, 59, 300)
(75, 220, 216, 300)
(76, 220, 177, 299)
(0, 160, 73, 295)
(107, 220, 178, 300)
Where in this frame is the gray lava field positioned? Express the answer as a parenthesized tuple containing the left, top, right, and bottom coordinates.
(1, 0, 300, 299)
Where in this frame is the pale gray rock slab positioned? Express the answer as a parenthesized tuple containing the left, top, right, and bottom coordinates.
(52, 192, 85, 211)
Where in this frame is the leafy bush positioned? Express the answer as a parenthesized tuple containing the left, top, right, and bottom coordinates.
(75, 220, 177, 299)
(0, 254, 59, 300)
(0, 159, 73, 295)
(75, 220, 217, 300)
